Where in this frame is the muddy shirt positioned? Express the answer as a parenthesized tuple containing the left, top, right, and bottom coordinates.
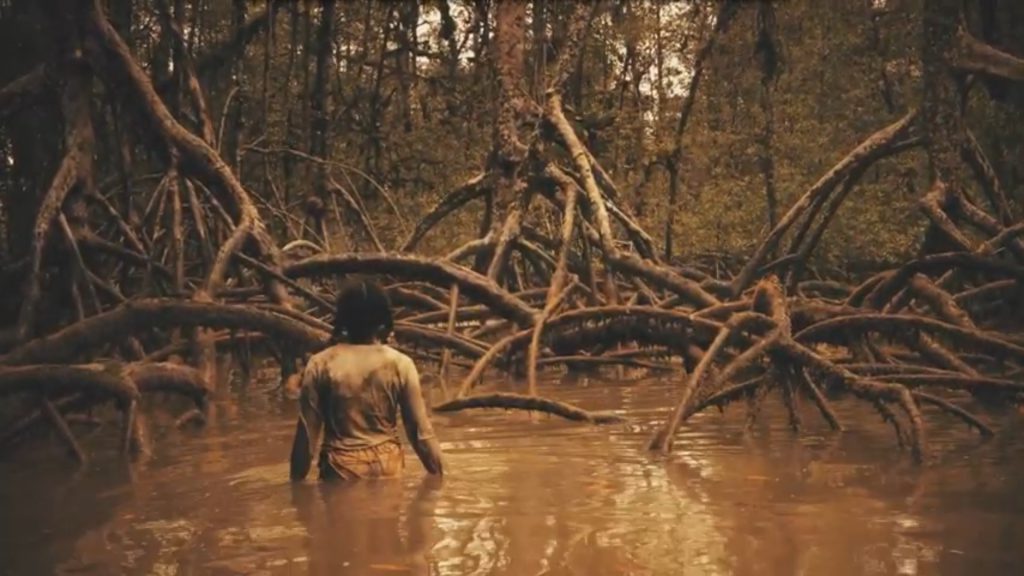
(298, 344, 435, 455)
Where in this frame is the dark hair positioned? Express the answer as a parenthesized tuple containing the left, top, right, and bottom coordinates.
(332, 278, 394, 344)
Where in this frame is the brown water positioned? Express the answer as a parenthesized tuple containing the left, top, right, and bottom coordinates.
(1, 377, 1023, 576)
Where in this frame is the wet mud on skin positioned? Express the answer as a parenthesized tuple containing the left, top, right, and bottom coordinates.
(1, 377, 1023, 576)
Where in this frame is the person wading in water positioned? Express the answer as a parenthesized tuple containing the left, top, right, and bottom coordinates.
(289, 278, 444, 481)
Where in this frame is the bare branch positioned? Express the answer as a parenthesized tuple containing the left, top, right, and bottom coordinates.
(955, 26, 1024, 81)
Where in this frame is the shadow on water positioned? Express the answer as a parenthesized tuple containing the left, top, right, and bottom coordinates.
(1, 375, 1023, 575)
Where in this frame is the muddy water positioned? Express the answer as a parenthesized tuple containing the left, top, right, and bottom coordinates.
(1, 377, 1023, 576)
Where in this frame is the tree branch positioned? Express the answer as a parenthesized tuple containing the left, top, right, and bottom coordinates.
(955, 26, 1024, 81)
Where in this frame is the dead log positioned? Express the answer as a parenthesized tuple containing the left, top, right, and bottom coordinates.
(233, 252, 334, 313)
(0, 363, 148, 459)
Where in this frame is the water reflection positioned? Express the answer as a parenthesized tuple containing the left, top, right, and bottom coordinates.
(288, 475, 441, 575)
(0, 380, 1022, 575)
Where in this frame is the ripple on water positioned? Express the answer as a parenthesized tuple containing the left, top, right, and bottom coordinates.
(0, 378, 1022, 576)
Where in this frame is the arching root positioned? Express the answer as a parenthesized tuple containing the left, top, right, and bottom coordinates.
(434, 392, 625, 424)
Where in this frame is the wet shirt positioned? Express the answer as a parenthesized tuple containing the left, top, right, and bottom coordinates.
(298, 344, 435, 454)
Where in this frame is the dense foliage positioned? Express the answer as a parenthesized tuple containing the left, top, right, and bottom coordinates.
(3, 0, 1021, 273)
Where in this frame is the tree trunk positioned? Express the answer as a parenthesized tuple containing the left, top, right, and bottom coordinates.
(281, 2, 300, 205)
(224, 0, 248, 169)
(397, 1, 418, 133)
(309, 0, 335, 167)
(110, 0, 133, 49)
(307, 0, 336, 249)
(919, 0, 970, 256)
(756, 0, 779, 232)
(15, 0, 96, 342)
(485, 0, 529, 285)
(663, 1, 740, 261)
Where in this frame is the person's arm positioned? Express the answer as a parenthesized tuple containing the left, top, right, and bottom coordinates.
(290, 367, 323, 480)
(398, 358, 444, 475)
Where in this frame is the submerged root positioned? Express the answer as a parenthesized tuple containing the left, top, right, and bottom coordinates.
(873, 400, 908, 449)
(433, 392, 625, 424)
(912, 391, 994, 437)
(40, 397, 87, 464)
(0, 361, 210, 461)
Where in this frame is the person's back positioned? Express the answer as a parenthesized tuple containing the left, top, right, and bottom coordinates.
(290, 279, 444, 481)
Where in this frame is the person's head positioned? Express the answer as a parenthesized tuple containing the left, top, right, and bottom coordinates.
(332, 277, 394, 344)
